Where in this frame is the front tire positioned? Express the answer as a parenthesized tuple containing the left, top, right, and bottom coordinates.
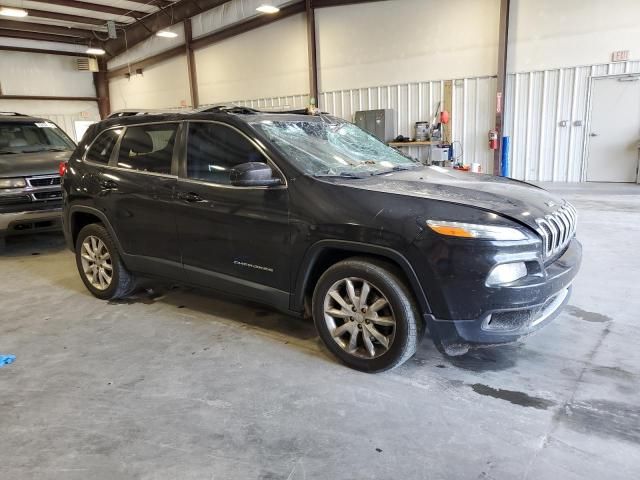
(75, 223, 135, 300)
(312, 257, 421, 372)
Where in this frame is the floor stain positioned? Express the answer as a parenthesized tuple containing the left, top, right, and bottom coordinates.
(469, 383, 555, 410)
(590, 365, 636, 381)
(449, 346, 520, 372)
(565, 305, 612, 323)
(558, 399, 640, 444)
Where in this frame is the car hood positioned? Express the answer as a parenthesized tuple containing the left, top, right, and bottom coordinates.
(0, 150, 72, 178)
(326, 166, 566, 229)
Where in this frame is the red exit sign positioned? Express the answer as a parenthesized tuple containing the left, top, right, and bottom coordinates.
(611, 50, 630, 62)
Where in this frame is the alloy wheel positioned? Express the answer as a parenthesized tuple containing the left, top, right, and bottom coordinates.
(80, 235, 113, 291)
(323, 277, 396, 359)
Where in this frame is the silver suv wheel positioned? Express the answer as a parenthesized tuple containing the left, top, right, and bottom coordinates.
(323, 277, 396, 359)
(80, 235, 113, 291)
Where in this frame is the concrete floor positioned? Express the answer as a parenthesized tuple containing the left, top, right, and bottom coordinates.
(1, 183, 639, 479)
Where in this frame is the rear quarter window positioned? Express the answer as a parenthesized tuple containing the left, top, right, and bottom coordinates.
(85, 129, 121, 164)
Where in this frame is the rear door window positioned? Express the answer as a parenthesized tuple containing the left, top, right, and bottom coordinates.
(117, 123, 178, 175)
(86, 129, 120, 164)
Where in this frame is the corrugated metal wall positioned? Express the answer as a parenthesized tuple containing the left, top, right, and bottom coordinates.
(230, 77, 497, 173)
(504, 60, 640, 182)
(316, 79, 496, 172)
(229, 59, 640, 182)
(232, 94, 311, 110)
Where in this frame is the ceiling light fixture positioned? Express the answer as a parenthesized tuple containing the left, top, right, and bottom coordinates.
(86, 47, 106, 55)
(0, 7, 28, 17)
(256, 3, 280, 14)
(156, 29, 178, 38)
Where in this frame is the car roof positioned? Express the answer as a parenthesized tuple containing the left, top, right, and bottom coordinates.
(0, 112, 49, 123)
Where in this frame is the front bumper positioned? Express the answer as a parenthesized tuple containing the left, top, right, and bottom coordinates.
(0, 208, 62, 236)
(427, 238, 582, 354)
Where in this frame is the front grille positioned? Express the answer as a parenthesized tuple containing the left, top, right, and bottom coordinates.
(535, 203, 577, 260)
(27, 175, 61, 187)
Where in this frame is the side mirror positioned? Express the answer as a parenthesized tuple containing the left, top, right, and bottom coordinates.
(230, 162, 283, 187)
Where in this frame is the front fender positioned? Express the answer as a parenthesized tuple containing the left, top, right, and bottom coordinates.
(291, 239, 432, 317)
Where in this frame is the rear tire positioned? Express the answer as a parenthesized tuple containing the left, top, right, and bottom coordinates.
(312, 257, 421, 372)
(75, 223, 135, 300)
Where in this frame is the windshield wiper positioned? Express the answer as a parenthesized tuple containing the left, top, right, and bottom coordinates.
(21, 147, 69, 153)
(0, 150, 18, 154)
(314, 171, 365, 179)
(370, 165, 418, 176)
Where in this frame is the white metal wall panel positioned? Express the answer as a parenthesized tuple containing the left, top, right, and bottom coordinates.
(505, 60, 640, 182)
(316, 78, 495, 172)
(231, 77, 495, 171)
(231, 94, 310, 110)
(0, 99, 100, 141)
(230, 60, 640, 182)
(317, 82, 444, 164)
(108, 0, 293, 70)
(191, 0, 292, 38)
(107, 23, 186, 71)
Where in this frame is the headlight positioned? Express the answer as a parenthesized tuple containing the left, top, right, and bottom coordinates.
(0, 177, 26, 189)
(426, 220, 527, 241)
(486, 262, 528, 286)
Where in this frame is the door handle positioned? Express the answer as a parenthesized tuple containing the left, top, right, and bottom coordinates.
(177, 191, 202, 203)
(589, 132, 598, 137)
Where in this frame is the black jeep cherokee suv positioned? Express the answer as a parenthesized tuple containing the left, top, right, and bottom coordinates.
(62, 106, 582, 372)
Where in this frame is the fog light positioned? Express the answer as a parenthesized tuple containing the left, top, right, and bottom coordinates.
(486, 262, 527, 286)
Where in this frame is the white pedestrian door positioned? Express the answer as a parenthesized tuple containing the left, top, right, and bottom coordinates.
(587, 76, 640, 182)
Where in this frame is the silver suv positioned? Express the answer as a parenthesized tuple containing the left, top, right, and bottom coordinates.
(0, 112, 76, 250)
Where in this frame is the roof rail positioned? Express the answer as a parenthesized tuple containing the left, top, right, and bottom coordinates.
(197, 104, 326, 116)
(106, 108, 192, 119)
(0, 111, 26, 116)
(105, 105, 328, 119)
(196, 105, 259, 115)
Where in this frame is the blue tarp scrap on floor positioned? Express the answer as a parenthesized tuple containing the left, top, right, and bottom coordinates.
(0, 354, 16, 367)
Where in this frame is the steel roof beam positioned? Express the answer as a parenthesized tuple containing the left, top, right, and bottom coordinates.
(0, 19, 97, 38)
(0, 28, 91, 44)
(28, 0, 146, 20)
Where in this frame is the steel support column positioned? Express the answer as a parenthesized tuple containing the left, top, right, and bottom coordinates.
(184, 19, 199, 108)
(493, 0, 511, 176)
(306, 0, 319, 106)
(93, 58, 111, 119)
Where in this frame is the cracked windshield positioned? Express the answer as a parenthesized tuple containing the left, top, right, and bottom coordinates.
(250, 119, 420, 178)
